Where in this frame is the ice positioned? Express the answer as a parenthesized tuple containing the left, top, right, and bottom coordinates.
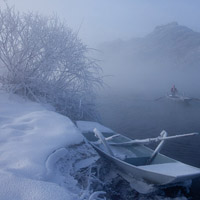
(45, 147, 68, 180)
(89, 191, 106, 200)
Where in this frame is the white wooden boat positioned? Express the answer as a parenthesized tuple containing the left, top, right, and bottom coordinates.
(155, 94, 200, 104)
(76, 121, 200, 186)
(166, 94, 192, 103)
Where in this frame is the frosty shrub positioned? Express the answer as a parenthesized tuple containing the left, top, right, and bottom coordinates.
(0, 5, 103, 120)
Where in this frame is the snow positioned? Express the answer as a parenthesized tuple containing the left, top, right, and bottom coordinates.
(76, 120, 114, 133)
(0, 173, 76, 200)
(0, 91, 83, 200)
(0, 91, 192, 200)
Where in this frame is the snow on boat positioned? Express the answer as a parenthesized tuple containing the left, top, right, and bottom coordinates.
(76, 121, 200, 186)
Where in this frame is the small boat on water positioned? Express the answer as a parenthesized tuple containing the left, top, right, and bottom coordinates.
(166, 94, 193, 103)
(76, 121, 200, 186)
(155, 85, 200, 104)
(155, 94, 198, 104)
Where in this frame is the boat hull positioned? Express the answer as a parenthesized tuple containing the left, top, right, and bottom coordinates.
(76, 121, 200, 186)
(166, 95, 192, 103)
(92, 144, 173, 185)
(91, 142, 200, 185)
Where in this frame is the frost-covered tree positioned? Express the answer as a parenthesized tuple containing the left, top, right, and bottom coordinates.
(0, 4, 103, 120)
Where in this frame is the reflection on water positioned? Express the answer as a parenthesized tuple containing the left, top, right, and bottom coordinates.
(97, 93, 200, 199)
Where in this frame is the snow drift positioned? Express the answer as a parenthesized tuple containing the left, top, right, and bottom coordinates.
(0, 91, 83, 200)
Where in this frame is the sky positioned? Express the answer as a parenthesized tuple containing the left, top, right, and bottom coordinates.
(7, 0, 200, 47)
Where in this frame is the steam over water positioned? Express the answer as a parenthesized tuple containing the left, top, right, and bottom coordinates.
(97, 92, 200, 199)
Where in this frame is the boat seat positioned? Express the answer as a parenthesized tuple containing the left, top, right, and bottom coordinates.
(123, 157, 150, 166)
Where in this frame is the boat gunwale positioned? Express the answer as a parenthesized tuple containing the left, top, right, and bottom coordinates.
(80, 127, 200, 185)
(90, 141, 178, 185)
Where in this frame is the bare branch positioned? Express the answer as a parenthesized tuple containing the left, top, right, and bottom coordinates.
(0, 4, 103, 120)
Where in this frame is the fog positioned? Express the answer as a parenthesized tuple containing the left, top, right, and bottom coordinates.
(5, 1, 200, 197)
(9, 0, 200, 124)
(8, 0, 200, 47)
(8, 1, 200, 95)
(8, 0, 200, 124)
(93, 18, 200, 97)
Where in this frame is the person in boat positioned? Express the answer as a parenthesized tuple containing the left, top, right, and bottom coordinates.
(171, 85, 178, 96)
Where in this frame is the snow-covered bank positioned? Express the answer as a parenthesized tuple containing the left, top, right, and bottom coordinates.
(0, 91, 191, 200)
(0, 91, 84, 200)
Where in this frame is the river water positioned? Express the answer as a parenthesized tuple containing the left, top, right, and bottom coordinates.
(97, 92, 200, 199)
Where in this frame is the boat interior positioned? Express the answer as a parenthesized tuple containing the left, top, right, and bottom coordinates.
(83, 131, 177, 167)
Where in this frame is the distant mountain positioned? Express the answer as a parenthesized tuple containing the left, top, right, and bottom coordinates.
(100, 22, 200, 69)
(98, 22, 200, 93)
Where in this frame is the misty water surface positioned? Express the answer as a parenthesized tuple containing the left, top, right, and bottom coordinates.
(97, 91, 200, 198)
